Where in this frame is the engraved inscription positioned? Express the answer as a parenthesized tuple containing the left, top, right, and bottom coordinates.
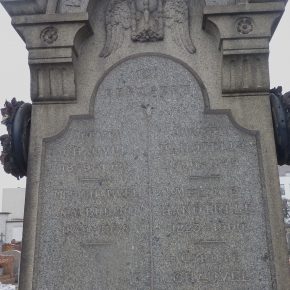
(35, 56, 272, 290)
(172, 270, 251, 285)
(57, 0, 89, 13)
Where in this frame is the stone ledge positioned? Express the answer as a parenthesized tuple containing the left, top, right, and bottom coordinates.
(203, 0, 285, 96)
(204, 1, 285, 15)
(11, 12, 89, 25)
(10, 11, 92, 103)
(0, 0, 48, 16)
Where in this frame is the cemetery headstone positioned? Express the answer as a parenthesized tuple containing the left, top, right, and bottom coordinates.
(0, 0, 290, 289)
(2, 251, 21, 282)
(0, 256, 15, 284)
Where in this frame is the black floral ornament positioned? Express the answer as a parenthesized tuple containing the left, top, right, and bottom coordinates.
(0, 98, 31, 179)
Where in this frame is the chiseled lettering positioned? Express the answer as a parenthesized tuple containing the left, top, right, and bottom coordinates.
(52, 189, 77, 200)
(214, 222, 246, 232)
(161, 204, 200, 216)
(63, 222, 129, 237)
(173, 270, 251, 284)
(88, 187, 135, 200)
(104, 84, 193, 100)
(135, 66, 158, 79)
(68, 129, 121, 142)
(61, 207, 81, 219)
(60, 206, 130, 219)
(85, 206, 128, 218)
(159, 141, 252, 155)
(60, 144, 127, 159)
(171, 222, 201, 234)
(178, 249, 239, 265)
(161, 201, 255, 217)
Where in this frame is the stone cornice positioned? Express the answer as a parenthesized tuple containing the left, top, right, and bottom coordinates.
(0, 0, 287, 99)
(9, 10, 92, 102)
(203, 0, 286, 96)
(204, 2, 285, 15)
(0, 0, 48, 16)
(11, 12, 89, 25)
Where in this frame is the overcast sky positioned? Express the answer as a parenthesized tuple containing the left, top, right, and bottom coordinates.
(0, 4, 289, 194)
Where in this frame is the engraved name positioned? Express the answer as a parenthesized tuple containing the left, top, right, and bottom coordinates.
(173, 270, 251, 284)
(60, 205, 147, 219)
(161, 202, 255, 217)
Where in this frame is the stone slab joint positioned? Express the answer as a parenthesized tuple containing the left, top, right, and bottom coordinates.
(203, 1, 285, 96)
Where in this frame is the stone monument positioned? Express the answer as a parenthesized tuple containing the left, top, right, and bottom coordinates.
(1, 0, 290, 289)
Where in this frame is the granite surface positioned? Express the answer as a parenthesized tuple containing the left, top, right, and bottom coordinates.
(34, 56, 273, 290)
(1, 1, 288, 290)
(56, 0, 89, 14)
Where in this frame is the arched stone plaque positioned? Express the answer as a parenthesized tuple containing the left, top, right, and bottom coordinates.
(35, 55, 273, 289)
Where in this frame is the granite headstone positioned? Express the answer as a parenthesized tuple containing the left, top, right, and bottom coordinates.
(35, 56, 273, 289)
(1, 0, 289, 289)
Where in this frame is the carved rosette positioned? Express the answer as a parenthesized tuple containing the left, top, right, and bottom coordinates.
(236, 17, 254, 35)
(40, 26, 58, 44)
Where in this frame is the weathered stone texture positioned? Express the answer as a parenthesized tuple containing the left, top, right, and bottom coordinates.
(35, 56, 273, 289)
(57, 0, 89, 13)
(1, 1, 289, 290)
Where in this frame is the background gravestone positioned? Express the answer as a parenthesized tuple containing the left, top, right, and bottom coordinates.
(1, 0, 290, 289)
(2, 251, 21, 283)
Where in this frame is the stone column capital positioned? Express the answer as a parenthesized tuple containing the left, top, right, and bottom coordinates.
(0, 0, 93, 103)
(203, 1, 286, 96)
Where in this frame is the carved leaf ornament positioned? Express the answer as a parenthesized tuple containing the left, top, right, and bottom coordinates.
(100, 0, 131, 58)
(164, 0, 196, 54)
(100, 0, 196, 57)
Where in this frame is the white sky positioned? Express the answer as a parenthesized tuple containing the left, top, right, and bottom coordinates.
(0, 3, 290, 194)
(0, 7, 29, 193)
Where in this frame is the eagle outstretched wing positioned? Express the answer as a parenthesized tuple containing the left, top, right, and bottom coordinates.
(100, 0, 131, 58)
(164, 0, 196, 54)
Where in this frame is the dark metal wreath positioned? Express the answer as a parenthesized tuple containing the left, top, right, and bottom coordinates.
(270, 87, 290, 165)
(1, 90, 289, 176)
(0, 98, 31, 179)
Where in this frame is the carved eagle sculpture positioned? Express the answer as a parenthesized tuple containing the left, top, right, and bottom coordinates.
(100, 0, 196, 57)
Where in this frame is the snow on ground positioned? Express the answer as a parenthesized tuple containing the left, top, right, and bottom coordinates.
(0, 284, 15, 290)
